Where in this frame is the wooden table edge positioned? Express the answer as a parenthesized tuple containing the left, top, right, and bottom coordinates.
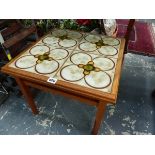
(1, 33, 125, 104)
(1, 66, 116, 103)
(111, 38, 125, 99)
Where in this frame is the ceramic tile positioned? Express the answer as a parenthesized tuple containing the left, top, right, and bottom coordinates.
(9, 29, 84, 77)
(9, 29, 122, 93)
(9, 45, 74, 78)
(75, 33, 121, 58)
(37, 29, 84, 50)
(55, 51, 117, 93)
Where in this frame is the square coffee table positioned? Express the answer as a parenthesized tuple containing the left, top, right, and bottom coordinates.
(1, 29, 125, 134)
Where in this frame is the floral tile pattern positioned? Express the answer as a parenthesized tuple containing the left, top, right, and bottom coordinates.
(55, 51, 117, 93)
(37, 29, 83, 50)
(9, 29, 121, 93)
(75, 33, 121, 58)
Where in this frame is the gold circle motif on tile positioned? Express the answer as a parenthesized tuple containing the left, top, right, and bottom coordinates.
(93, 57, 115, 71)
(84, 71, 111, 89)
(84, 34, 101, 43)
(42, 36, 59, 44)
(67, 31, 83, 39)
(98, 46, 118, 56)
(15, 55, 37, 69)
(58, 39, 77, 48)
(52, 29, 67, 37)
(49, 49, 69, 60)
(79, 42, 97, 52)
(29, 45, 50, 55)
(70, 52, 92, 65)
(60, 65, 84, 82)
(102, 37, 120, 46)
(35, 60, 59, 74)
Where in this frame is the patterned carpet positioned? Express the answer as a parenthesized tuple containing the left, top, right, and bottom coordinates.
(117, 20, 155, 56)
(0, 53, 155, 135)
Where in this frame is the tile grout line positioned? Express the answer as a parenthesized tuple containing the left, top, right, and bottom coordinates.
(53, 31, 86, 78)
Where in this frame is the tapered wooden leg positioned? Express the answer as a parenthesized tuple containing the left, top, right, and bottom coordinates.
(91, 102, 106, 135)
(15, 77, 38, 114)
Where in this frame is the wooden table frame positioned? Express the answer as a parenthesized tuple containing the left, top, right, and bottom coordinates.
(1, 33, 125, 135)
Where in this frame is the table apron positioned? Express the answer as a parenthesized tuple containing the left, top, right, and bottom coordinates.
(3, 67, 116, 103)
(24, 79, 102, 107)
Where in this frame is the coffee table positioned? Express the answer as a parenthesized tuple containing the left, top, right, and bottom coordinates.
(1, 29, 125, 134)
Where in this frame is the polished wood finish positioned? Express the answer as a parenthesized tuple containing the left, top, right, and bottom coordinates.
(1, 31, 125, 134)
(111, 38, 125, 100)
(24, 81, 98, 106)
(92, 102, 106, 135)
(15, 77, 38, 114)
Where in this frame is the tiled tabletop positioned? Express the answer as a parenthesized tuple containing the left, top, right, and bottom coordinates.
(9, 29, 122, 94)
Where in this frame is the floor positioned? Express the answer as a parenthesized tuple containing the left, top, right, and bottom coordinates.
(0, 52, 155, 135)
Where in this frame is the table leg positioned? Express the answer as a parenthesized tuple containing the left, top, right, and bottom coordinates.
(15, 77, 38, 114)
(91, 102, 106, 135)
